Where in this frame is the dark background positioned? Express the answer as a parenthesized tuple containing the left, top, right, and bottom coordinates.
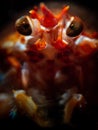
(0, 0, 98, 30)
(0, 0, 98, 129)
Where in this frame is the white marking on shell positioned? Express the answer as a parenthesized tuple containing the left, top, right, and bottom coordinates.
(13, 90, 25, 98)
(26, 16, 41, 37)
(21, 62, 29, 88)
(75, 35, 98, 45)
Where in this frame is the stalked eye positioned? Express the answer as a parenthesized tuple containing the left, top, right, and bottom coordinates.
(15, 16, 32, 36)
(66, 17, 83, 37)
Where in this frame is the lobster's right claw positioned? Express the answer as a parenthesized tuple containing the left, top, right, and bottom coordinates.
(64, 93, 86, 123)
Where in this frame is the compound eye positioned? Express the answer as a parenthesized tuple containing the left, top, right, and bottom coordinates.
(66, 17, 83, 37)
(15, 16, 32, 36)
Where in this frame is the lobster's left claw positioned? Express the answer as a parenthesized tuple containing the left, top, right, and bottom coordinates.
(13, 90, 37, 116)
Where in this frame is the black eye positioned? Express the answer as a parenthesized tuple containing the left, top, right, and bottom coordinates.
(66, 17, 83, 37)
(15, 16, 32, 36)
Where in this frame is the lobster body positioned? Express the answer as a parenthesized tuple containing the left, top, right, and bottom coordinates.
(0, 2, 98, 127)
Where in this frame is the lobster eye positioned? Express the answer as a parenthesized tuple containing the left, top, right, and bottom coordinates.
(15, 16, 32, 36)
(66, 17, 83, 37)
